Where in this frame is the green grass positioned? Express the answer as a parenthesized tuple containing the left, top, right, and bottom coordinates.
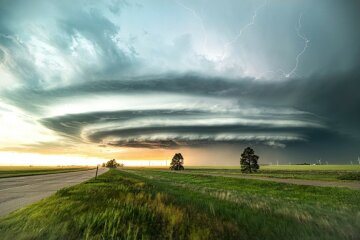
(180, 165, 360, 181)
(0, 166, 94, 178)
(188, 165, 360, 171)
(1, 169, 359, 239)
(260, 165, 360, 171)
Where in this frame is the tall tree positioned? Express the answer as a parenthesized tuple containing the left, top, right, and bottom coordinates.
(170, 153, 184, 170)
(105, 159, 119, 168)
(240, 147, 259, 173)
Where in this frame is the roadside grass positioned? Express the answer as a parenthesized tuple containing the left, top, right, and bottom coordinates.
(127, 169, 360, 239)
(0, 169, 240, 240)
(0, 166, 94, 178)
(1, 169, 359, 239)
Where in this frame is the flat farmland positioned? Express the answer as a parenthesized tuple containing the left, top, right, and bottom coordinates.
(184, 165, 360, 181)
(1, 168, 359, 239)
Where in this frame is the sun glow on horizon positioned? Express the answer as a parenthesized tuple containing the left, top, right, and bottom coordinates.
(117, 159, 169, 167)
(0, 152, 106, 166)
(0, 151, 170, 167)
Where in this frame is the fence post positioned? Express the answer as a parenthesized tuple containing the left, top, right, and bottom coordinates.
(95, 165, 99, 180)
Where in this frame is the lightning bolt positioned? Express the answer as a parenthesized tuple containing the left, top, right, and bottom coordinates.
(284, 13, 310, 78)
(173, 1, 310, 79)
(220, 0, 267, 61)
(173, 0, 207, 54)
(258, 13, 310, 79)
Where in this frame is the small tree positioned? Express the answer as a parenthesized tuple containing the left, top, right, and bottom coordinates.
(105, 159, 119, 168)
(170, 153, 184, 170)
(240, 147, 259, 173)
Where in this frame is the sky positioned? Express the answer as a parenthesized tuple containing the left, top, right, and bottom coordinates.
(0, 0, 359, 166)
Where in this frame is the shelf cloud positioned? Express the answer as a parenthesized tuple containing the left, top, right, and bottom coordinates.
(0, 0, 359, 164)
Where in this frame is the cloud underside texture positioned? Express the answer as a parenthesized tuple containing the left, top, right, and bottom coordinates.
(30, 71, 359, 150)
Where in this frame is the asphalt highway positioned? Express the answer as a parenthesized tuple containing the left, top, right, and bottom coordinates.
(0, 168, 108, 217)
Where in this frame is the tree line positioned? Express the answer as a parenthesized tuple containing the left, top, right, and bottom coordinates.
(102, 147, 259, 173)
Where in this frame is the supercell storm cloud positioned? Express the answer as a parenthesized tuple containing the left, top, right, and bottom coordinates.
(0, 0, 359, 164)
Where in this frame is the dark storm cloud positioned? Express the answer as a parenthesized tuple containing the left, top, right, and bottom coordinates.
(8, 67, 360, 133)
(1, 0, 360, 163)
(108, 140, 183, 149)
(39, 104, 327, 149)
(41, 109, 204, 137)
(28, 65, 358, 153)
(0, 0, 135, 89)
(247, 70, 360, 137)
(86, 125, 334, 148)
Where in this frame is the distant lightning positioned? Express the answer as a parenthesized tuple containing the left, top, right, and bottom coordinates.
(284, 13, 310, 78)
(174, 0, 208, 54)
(173, 1, 310, 79)
(220, 0, 267, 61)
(174, 0, 267, 61)
(258, 13, 310, 80)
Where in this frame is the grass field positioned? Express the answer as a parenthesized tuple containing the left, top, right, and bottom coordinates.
(181, 165, 360, 181)
(1, 168, 359, 239)
(259, 165, 360, 171)
(187, 165, 360, 171)
(0, 166, 94, 178)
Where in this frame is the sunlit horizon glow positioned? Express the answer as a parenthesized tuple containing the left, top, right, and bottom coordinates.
(0, 152, 105, 166)
(0, 152, 172, 167)
(0, 0, 359, 166)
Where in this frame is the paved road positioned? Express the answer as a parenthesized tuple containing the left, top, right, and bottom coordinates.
(178, 172, 360, 190)
(0, 168, 108, 217)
